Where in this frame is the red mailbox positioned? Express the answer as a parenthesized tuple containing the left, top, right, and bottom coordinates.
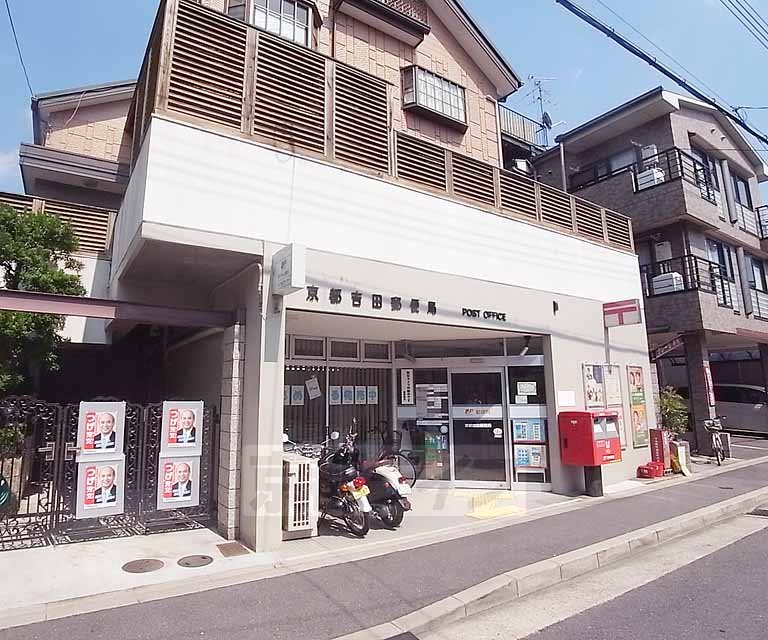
(558, 410, 623, 466)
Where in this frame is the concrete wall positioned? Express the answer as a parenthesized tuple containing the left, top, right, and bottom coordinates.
(166, 331, 225, 411)
(117, 117, 642, 305)
(61, 256, 110, 344)
(43, 100, 132, 164)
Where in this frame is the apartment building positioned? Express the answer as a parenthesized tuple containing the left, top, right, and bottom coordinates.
(534, 87, 768, 449)
(2, 0, 653, 551)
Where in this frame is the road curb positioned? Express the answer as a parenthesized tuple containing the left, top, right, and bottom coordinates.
(333, 486, 768, 639)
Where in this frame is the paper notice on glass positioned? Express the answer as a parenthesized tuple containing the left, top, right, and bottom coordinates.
(515, 395, 529, 405)
(604, 364, 622, 406)
(291, 385, 305, 406)
(355, 386, 367, 405)
(305, 377, 322, 400)
(342, 386, 355, 405)
(401, 369, 414, 405)
(367, 386, 379, 405)
(329, 386, 342, 405)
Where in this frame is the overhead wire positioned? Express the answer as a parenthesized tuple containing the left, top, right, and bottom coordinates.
(741, 0, 768, 32)
(3, 0, 33, 96)
(730, 0, 768, 40)
(718, 0, 768, 52)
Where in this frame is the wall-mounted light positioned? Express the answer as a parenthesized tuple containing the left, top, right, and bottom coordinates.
(553, 301, 559, 315)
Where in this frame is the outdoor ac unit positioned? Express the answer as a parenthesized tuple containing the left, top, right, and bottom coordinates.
(651, 271, 685, 295)
(514, 158, 532, 174)
(282, 453, 319, 540)
(636, 167, 665, 191)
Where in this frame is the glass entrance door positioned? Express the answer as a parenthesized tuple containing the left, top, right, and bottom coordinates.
(450, 370, 509, 486)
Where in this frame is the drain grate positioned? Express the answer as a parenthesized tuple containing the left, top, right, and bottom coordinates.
(750, 508, 768, 518)
(178, 554, 213, 568)
(122, 559, 165, 574)
(217, 541, 249, 558)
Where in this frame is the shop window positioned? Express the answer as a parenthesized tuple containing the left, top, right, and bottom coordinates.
(363, 342, 390, 362)
(508, 366, 547, 405)
(329, 339, 360, 361)
(402, 66, 467, 129)
(292, 336, 325, 359)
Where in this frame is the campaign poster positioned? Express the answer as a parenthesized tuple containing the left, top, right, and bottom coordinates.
(342, 386, 355, 405)
(329, 386, 342, 405)
(355, 386, 367, 405)
(160, 401, 204, 455)
(583, 364, 605, 409)
(628, 366, 650, 448)
(77, 401, 126, 459)
(75, 457, 125, 519)
(156, 456, 201, 511)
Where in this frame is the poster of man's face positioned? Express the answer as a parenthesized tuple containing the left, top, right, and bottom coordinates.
(75, 459, 125, 519)
(160, 401, 204, 455)
(157, 456, 200, 510)
(78, 402, 126, 458)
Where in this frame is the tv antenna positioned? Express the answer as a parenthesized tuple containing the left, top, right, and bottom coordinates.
(528, 75, 557, 129)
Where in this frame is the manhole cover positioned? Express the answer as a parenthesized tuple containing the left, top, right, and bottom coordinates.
(122, 559, 164, 574)
(217, 541, 249, 558)
(178, 554, 213, 568)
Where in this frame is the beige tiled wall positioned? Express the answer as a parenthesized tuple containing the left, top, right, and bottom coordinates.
(44, 100, 133, 164)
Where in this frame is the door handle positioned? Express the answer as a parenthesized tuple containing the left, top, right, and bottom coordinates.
(38, 441, 56, 462)
(64, 442, 79, 461)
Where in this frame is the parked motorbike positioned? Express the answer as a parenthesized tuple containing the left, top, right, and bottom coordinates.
(317, 430, 373, 538)
(363, 460, 412, 528)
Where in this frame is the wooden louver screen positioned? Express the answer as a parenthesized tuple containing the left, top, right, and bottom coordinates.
(41, 200, 112, 256)
(334, 64, 389, 174)
(499, 170, 537, 219)
(168, 0, 247, 130)
(0, 192, 34, 215)
(452, 154, 496, 206)
(395, 133, 447, 191)
(574, 199, 605, 240)
(253, 34, 326, 154)
(605, 210, 634, 250)
(539, 183, 574, 231)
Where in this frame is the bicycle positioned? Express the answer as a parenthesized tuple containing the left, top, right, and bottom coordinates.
(703, 417, 726, 466)
(374, 421, 418, 488)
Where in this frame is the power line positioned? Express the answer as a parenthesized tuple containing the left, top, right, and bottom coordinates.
(555, 0, 768, 148)
(591, 0, 734, 110)
(719, 0, 768, 52)
(3, 0, 33, 96)
(732, 0, 768, 39)
(741, 0, 768, 32)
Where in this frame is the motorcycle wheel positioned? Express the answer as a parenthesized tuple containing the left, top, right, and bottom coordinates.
(343, 500, 371, 538)
(379, 500, 405, 529)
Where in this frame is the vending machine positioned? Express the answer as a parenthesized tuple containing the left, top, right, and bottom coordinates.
(558, 410, 623, 466)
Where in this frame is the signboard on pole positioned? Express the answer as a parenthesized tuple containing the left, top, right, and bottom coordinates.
(272, 243, 306, 296)
(603, 299, 641, 328)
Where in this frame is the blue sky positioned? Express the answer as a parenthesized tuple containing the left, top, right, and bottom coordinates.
(1, 0, 767, 197)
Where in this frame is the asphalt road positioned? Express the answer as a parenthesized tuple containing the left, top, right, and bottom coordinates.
(730, 434, 768, 459)
(517, 522, 768, 640)
(4, 462, 768, 640)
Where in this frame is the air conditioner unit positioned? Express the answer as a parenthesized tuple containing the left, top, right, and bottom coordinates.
(514, 158, 532, 174)
(651, 271, 685, 295)
(636, 167, 666, 191)
(282, 453, 319, 540)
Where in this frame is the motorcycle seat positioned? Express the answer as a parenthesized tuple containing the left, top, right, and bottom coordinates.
(319, 462, 358, 482)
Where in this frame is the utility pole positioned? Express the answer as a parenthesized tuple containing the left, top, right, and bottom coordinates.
(554, 0, 768, 147)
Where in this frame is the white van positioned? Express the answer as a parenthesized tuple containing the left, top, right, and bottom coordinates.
(677, 384, 768, 434)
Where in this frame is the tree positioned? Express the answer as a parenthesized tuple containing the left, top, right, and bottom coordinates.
(659, 386, 689, 437)
(0, 203, 85, 395)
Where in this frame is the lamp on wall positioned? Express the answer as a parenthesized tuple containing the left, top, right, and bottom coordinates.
(518, 335, 532, 356)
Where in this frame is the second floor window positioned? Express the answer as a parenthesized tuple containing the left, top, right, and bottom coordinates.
(749, 257, 767, 292)
(732, 173, 753, 210)
(229, 0, 311, 47)
(402, 66, 467, 127)
(707, 238, 735, 281)
(690, 147, 720, 191)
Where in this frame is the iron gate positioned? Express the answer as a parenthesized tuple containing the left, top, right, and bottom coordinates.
(0, 397, 218, 551)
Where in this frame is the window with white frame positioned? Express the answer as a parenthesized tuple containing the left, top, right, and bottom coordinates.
(749, 257, 767, 292)
(227, 0, 247, 20)
(252, 0, 311, 47)
(329, 339, 360, 361)
(363, 342, 391, 362)
(292, 336, 325, 359)
(402, 66, 467, 126)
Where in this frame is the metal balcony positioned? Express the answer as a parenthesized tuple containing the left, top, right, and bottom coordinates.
(498, 105, 548, 149)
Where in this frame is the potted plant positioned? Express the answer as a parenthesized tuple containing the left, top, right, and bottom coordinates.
(659, 386, 689, 440)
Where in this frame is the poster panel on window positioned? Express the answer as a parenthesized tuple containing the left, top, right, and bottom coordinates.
(628, 365, 650, 447)
(77, 401, 126, 460)
(75, 457, 125, 519)
(156, 456, 201, 511)
(583, 364, 605, 409)
(160, 401, 204, 456)
(604, 364, 623, 407)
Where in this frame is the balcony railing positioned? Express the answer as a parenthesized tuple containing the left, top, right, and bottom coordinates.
(499, 105, 548, 149)
(127, 0, 633, 253)
(570, 147, 717, 205)
(0, 191, 113, 257)
(640, 254, 732, 308)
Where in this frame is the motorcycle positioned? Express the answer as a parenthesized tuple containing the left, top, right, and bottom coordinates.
(316, 430, 373, 538)
(363, 460, 412, 528)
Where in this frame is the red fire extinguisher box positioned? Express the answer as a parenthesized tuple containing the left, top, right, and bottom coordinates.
(559, 410, 623, 466)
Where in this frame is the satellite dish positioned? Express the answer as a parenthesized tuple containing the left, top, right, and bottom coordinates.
(542, 111, 553, 129)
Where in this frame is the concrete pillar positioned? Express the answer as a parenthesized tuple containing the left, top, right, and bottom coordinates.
(217, 316, 246, 540)
(684, 332, 716, 454)
(650, 361, 663, 428)
(759, 345, 768, 420)
(736, 246, 754, 316)
(720, 159, 738, 224)
(238, 243, 287, 552)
